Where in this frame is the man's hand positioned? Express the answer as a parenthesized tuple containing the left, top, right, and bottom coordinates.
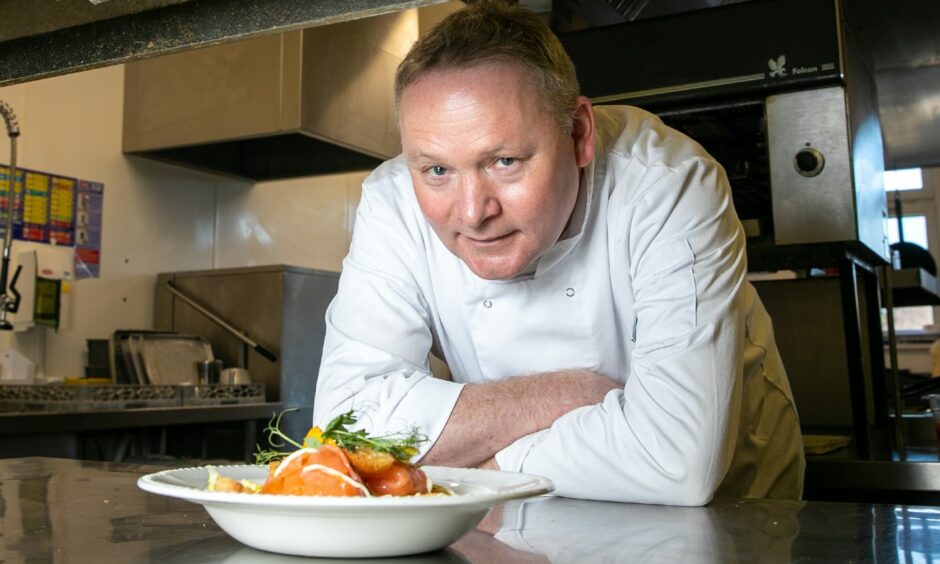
(421, 369, 620, 468)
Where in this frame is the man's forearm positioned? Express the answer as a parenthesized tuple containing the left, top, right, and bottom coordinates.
(420, 369, 620, 468)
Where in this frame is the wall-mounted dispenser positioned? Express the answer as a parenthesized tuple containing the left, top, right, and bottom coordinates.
(13, 247, 73, 331)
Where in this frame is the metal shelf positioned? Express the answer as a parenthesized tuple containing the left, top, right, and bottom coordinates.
(890, 267, 940, 307)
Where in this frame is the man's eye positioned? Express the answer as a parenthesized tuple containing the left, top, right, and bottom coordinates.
(496, 157, 516, 167)
(426, 166, 448, 177)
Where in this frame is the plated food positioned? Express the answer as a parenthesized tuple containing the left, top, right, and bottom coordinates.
(206, 410, 449, 498)
(137, 409, 555, 557)
(139, 464, 554, 558)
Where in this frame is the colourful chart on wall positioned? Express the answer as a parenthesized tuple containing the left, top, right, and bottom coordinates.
(0, 164, 104, 279)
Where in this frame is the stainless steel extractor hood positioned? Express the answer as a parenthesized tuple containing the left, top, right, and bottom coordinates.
(122, 9, 418, 181)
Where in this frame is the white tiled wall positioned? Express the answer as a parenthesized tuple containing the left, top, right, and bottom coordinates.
(214, 172, 365, 272)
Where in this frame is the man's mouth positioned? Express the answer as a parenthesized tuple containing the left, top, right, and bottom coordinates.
(464, 232, 514, 246)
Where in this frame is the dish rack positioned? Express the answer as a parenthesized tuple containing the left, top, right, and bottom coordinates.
(0, 383, 265, 413)
(180, 384, 267, 406)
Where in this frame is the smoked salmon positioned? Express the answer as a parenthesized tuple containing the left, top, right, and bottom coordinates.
(260, 444, 367, 497)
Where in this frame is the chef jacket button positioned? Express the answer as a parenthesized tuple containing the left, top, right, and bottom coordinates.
(566, 288, 575, 297)
(483, 299, 492, 308)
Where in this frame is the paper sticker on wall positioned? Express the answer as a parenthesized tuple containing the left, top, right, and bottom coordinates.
(0, 164, 103, 278)
(75, 181, 103, 279)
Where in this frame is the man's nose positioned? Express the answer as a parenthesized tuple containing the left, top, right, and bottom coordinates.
(457, 173, 499, 228)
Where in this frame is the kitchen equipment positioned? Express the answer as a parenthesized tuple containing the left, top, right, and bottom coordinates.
(220, 367, 251, 386)
(155, 265, 339, 441)
(85, 339, 111, 379)
(562, 0, 893, 460)
(164, 281, 276, 364)
(926, 395, 940, 442)
(194, 359, 223, 385)
(109, 330, 214, 385)
(126, 334, 147, 384)
(902, 371, 940, 403)
(10, 247, 74, 331)
(138, 334, 214, 385)
(890, 190, 937, 275)
(110, 329, 177, 384)
(179, 383, 265, 406)
(0, 384, 179, 413)
(561, 0, 887, 265)
(122, 9, 419, 181)
(0, 384, 266, 413)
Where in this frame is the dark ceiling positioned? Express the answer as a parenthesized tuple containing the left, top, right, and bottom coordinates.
(1, 0, 938, 167)
(0, 0, 437, 87)
(1, 0, 936, 77)
(0, 0, 193, 43)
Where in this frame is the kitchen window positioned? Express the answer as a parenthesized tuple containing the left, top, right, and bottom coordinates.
(884, 167, 938, 333)
(885, 167, 925, 192)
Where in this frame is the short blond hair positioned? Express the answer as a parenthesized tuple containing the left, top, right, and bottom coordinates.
(395, 0, 580, 133)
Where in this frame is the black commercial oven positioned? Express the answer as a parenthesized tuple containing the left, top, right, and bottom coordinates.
(561, 0, 896, 466)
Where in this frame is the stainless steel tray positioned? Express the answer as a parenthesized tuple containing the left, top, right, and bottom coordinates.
(137, 334, 214, 385)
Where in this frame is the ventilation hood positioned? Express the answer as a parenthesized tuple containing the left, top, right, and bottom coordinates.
(122, 9, 418, 181)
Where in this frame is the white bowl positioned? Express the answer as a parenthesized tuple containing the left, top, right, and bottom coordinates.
(138, 464, 553, 558)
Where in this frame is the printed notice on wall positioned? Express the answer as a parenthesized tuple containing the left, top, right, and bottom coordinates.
(75, 181, 103, 278)
(0, 164, 104, 279)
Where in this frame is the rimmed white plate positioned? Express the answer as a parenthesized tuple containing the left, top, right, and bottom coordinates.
(138, 464, 553, 558)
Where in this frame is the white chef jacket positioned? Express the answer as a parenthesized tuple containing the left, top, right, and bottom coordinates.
(313, 105, 805, 505)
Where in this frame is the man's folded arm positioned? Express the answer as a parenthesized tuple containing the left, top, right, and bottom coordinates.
(420, 370, 622, 468)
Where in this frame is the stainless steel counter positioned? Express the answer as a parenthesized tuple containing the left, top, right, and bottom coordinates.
(1, 457, 937, 563)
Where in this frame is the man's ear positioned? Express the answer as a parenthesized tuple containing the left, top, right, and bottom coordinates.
(571, 96, 596, 168)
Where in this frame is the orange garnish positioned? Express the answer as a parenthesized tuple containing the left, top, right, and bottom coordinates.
(344, 447, 396, 476)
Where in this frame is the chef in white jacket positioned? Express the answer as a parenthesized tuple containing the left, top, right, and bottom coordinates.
(313, 0, 804, 505)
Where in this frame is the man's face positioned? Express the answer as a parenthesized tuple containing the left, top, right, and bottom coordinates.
(399, 61, 595, 280)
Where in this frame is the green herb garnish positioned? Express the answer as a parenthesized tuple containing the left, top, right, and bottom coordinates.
(312, 410, 427, 462)
(252, 408, 427, 465)
(253, 409, 303, 465)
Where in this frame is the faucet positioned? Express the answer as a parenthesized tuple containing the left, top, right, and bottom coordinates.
(0, 100, 23, 330)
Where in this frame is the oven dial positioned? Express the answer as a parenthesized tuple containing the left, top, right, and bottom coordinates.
(794, 147, 825, 177)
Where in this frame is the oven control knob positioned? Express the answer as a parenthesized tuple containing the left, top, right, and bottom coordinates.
(794, 148, 825, 177)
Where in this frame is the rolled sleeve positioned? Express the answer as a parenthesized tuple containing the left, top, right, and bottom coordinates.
(399, 376, 465, 458)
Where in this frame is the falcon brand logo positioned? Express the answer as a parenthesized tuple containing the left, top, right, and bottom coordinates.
(768, 55, 787, 77)
(792, 65, 819, 75)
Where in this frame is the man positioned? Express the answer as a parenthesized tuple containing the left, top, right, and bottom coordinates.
(313, 0, 804, 505)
